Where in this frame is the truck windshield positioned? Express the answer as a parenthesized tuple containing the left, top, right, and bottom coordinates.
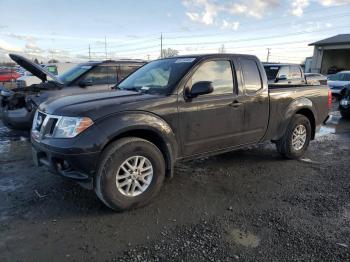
(264, 66, 280, 81)
(117, 58, 197, 94)
(58, 65, 92, 83)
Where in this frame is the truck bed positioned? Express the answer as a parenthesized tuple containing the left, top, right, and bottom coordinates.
(264, 84, 330, 141)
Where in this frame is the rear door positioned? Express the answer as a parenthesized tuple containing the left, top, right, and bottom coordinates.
(238, 57, 269, 143)
(178, 58, 246, 156)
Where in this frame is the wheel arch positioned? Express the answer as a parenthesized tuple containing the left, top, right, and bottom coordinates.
(96, 112, 178, 178)
(273, 97, 317, 141)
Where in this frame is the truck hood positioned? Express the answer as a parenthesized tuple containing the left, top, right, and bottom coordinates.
(39, 90, 160, 118)
(9, 54, 63, 85)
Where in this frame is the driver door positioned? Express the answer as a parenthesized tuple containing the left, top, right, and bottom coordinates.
(178, 59, 246, 156)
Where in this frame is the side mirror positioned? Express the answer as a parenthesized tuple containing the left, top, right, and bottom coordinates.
(276, 75, 287, 82)
(79, 79, 93, 87)
(186, 81, 214, 98)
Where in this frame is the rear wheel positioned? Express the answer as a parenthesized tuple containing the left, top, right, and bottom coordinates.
(95, 137, 165, 211)
(276, 114, 311, 159)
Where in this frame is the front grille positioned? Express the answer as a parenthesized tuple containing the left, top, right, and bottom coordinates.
(32, 111, 61, 140)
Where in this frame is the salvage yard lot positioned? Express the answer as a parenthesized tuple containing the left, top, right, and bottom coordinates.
(0, 110, 349, 261)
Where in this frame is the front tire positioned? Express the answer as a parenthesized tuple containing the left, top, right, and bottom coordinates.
(276, 114, 311, 159)
(95, 137, 165, 211)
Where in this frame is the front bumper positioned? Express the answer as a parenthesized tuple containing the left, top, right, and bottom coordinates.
(31, 138, 101, 189)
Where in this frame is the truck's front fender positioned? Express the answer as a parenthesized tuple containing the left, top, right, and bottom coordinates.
(95, 111, 179, 168)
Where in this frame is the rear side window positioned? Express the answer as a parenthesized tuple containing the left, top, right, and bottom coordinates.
(241, 59, 262, 94)
(82, 66, 109, 85)
(106, 66, 118, 84)
(190, 60, 234, 95)
(290, 66, 302, 79)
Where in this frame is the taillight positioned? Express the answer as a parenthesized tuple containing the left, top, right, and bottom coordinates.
(328, 89, 332, 110)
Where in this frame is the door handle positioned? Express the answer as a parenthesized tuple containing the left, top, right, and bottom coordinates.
(229, 100, 243, 108)
(288, 81, 292, 84)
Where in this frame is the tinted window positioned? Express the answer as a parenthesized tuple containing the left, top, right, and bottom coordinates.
(264, 66, 280, 81)
(82, 66, 109, 85)
(290, 66, 302, 79)
(106, 66, 118, 84)
(190, 60, 233, 95)
(330, 73, 350, 81)
(241, 59, 262, 93)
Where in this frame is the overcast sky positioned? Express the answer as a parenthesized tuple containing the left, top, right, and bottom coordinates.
(0, 0, 349, 63)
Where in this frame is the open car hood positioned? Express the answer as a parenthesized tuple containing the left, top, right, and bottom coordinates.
(9, 54, 64, 85)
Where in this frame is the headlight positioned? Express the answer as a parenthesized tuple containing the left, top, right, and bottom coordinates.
(54, 116, 93, 138)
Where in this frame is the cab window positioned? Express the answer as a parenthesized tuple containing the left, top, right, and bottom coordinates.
(278, 66, 290, 79)
(241, 59, 262, 93)
(290, 66, 302, 79)
(189, 60, 234, 95)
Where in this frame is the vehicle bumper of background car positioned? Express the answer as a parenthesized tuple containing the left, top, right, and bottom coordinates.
(31, 138, 101, 189)
(2, 107, 35, 130)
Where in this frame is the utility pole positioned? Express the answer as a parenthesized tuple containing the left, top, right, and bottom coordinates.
(160, 33, 163, 58)
(105, 36, 107, 60)
(266, 48, 271, 62)
(88, 44, 91, 60)
(147, 54, 150, 61)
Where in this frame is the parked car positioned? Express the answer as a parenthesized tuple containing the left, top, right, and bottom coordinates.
(0, 54, 146, 130)
(0, 69, 20, 82)
(31, 54, 330, 211)
(305, 73, 328, 85)
(339, 88, 350, 119)
(327, 71, 350, 97)
(263, 63, 306, 86)
(16, 63, 78, 88)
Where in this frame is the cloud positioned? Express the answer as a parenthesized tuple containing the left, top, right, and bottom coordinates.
(319, 0, 350, 6)
(0, 39, 23, 52)
(221, 20, 240, 30)
(6, 33, 36, 42)
(291, 0, 310, 16)
(183, 0, 280, 26)
(291, 0, 350, 16)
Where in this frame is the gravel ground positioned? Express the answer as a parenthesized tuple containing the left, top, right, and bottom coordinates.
(0, 107, 349, 262)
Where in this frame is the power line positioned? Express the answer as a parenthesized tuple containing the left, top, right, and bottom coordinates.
(165, 24, 350, 47)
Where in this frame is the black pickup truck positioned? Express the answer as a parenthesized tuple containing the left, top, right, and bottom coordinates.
(31, 54, 330, 211)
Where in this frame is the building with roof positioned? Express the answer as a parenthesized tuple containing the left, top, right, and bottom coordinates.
(309, 34, 350, 74)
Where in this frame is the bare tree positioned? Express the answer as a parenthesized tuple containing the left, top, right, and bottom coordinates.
(161, 48, 179, 58)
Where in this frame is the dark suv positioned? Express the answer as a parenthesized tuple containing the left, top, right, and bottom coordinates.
(0, 54, 146, 130)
